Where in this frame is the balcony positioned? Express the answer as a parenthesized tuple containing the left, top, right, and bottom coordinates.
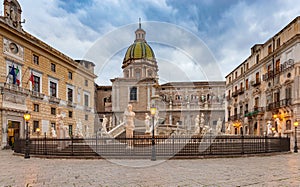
(244, 107, 264, 117)
(2, 83, 29, 95)
(84, 106, 92, 112)
(266, 98, 292, 111)
(232, 91, 238, 97)
(229, 113, 241, 121)
(251, 79, 261, 87)
(226, 95, 231, 101)
(238, 87, 244, 95)
(31, 91, 45, 100)
(263, 71, 273, 81)
(263, 59, 294, 81)
(67, 101, 76, 108)
(49, 96, 61, 104)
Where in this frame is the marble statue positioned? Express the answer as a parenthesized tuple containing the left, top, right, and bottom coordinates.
(85, 125, 90, 138)
(101, 115, 108, 134)
(216, 118, 223, 135)
(276, 118, 282, 136)
(225, 123, 231, 134)
(64, 126, 70, 138)
(194, 115, 200, 134)
(267, 121, 272, 136)
(199, 113, 205, 133)
(145, 113, 151, 133)
(75, 120, 83, 138)
(51, 127, 57, 138)
(56, 112, 65, 139)
(123, 104, 135, 148)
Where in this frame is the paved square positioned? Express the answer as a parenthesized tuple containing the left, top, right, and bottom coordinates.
(0, 150, 300, 186)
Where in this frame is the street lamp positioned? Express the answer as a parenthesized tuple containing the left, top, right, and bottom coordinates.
(294, 121, 298, 153)
(150, 104, 157, 161)
(271, 127, 276, 136)
(36, 128, 40, 138)
(233, 123, 242, 135)
(23, 112, 31, 159)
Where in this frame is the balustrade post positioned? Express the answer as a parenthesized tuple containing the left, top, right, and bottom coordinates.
(96, 132, 98, 153)
(71, 135, 74, 156)
(241, 134, 244, 154)
(44, 132, 47, 155)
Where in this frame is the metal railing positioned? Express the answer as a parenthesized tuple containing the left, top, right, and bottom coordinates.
(14, 135, 290, 158)
(266, 98, 292, 111)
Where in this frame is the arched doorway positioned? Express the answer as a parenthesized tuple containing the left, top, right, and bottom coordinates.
(254, 122, 258, 135)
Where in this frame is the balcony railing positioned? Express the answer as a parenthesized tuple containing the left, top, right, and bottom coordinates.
(232, 91, 238, 97)
(226, 95, 231, 101)
(31, 91, 45, 99)
(251, 79, 261, 87)
(262, 59, 294, 81)
(2, 83, 29, 95)
(67, 101, 76, 108)
(244, 107, 264, 117)
(84, 106, 92, 112)
(229, 113, 242, 121)
(49, 96, 61, 104)
(266, 98, 292, 111)
(238, 87, 244, 95)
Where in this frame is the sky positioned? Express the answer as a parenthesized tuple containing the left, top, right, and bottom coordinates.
(3, 0, 300, 85)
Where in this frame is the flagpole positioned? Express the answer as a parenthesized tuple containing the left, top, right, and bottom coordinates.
(22, 67, 29, 87)
(25, 69, 31, 89)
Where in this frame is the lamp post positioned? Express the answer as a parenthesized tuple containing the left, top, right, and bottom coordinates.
(23, 112, 31, 159)
(294, 121, 298, 153)
(150, 105, 157, 161)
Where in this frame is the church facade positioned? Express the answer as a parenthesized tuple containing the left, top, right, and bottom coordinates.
(95, 22, 225, 133)
(0, 0, 97, 148)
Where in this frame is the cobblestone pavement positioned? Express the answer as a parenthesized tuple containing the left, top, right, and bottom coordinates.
(0, 150, 300, 187)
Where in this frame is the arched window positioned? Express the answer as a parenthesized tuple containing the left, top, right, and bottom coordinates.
(130, 87, 137, 101)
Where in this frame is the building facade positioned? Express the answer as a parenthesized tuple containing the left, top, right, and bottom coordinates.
(0, 0, 97, 148)
(95, 22, 225, 134)
(225, 16, 300, 143)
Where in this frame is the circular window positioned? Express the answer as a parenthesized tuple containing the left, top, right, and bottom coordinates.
(287, 73, 291, 78)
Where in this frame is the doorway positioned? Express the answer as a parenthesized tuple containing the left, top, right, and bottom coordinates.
(7, 120, 20, 148)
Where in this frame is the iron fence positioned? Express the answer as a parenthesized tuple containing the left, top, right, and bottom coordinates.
(14, 135, 290, 159)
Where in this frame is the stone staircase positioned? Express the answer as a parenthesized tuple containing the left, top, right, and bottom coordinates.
(107, 121, 147, 138)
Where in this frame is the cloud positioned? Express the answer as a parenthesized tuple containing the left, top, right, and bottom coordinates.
(5, 0, 300, 84)
(202, 0, 300, 76)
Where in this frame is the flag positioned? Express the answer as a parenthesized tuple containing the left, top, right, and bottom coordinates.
(30, 71, 34, 89)
(15, 66, 20, 85)
(9, 65, 16, 84)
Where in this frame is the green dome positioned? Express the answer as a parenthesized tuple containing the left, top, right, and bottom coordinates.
(122, 41, 156, 68)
